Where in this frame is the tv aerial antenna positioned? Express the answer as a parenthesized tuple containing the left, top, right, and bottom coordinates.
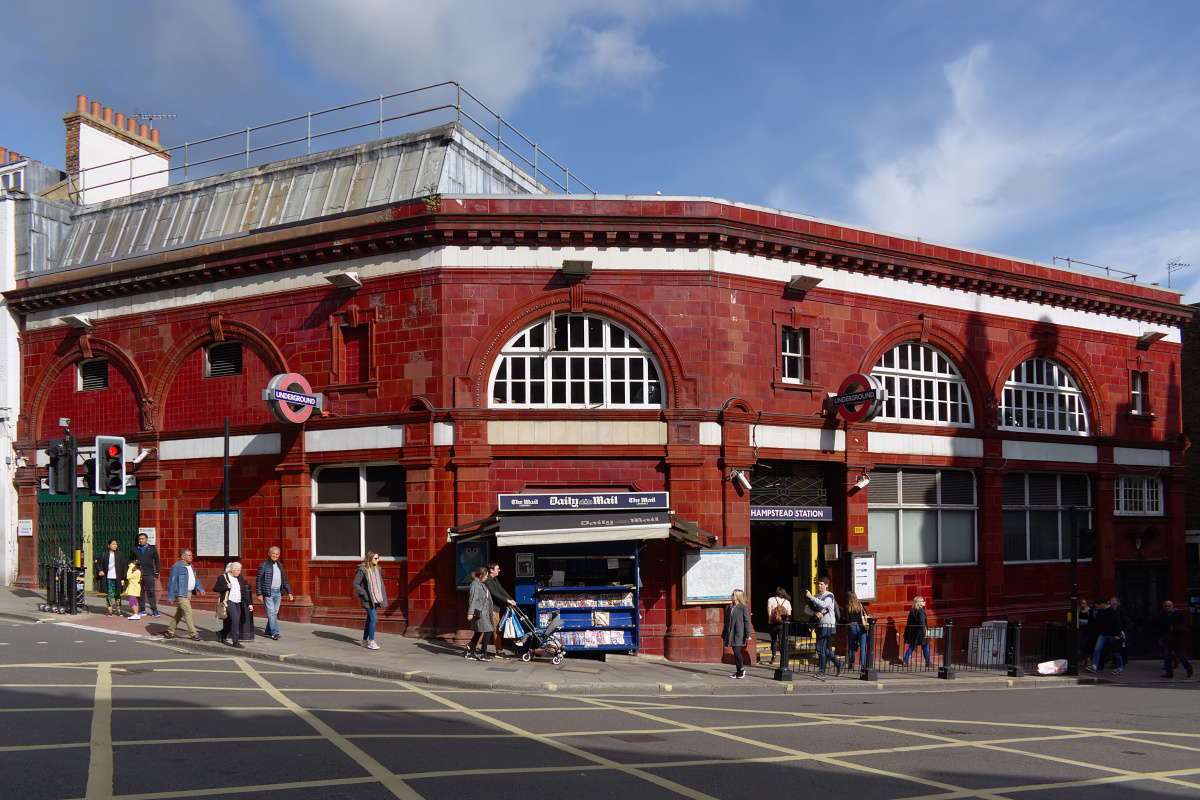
(130, 109, 178, 125)
(1166, 257, 1190, 289)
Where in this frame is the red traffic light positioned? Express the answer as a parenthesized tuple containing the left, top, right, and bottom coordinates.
(106, 444, 121, 457)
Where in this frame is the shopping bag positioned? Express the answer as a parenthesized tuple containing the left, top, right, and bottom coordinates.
(509, 613, 526, 640)
(502, 612, 519, 639)
(1037, 658, 1067, 675)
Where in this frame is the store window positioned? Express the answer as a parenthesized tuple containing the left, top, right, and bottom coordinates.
(871, 342, 973, 426)
(1130, 371, 1150, 415)
(312, 464, 406, 559)
(205, 341, 243, 378)
(781, 327, 808, 384)
(999, 357, 1089, 434)
(1115, 475, 1163, 516)
(1003, 472, 1092, 561)
(867, 468, 976, 566)
(490, 314, 664, 409)
(78, 358, 109, 391)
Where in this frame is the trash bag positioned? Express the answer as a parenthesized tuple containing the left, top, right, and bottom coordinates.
(1037, 658, 1068, 675)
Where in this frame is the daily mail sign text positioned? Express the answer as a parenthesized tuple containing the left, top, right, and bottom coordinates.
(499, 492, 669, 512)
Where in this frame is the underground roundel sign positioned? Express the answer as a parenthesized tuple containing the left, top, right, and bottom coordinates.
(263, 373, 322, 424)
(833, 373, 886, 423)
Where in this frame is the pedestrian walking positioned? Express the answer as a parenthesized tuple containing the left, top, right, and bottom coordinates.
(483, 562, 517, 659)
(766, 587, 792, 665)
(845, 591, 869, 667)
(1076, 598, 1096, 666)
(352, 551, 386, 650)
(465, 567, 495, 661)
(722, 589, 751, 678)
(128, 532, 161, 617)
(94, 539, 128, 616)
(125, 561, 143, 620)
(255, 547, 294, 641)
(1154, 600, 1193, 679)
(214, 562, 253, 649)
(1087, 598, 1125, 674)
(163, 549, 205, 640)
(902, 596, 933, 666)
(805, 578, 843, 679)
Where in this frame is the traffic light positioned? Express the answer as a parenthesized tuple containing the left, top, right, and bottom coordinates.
(94, 436, 127, 495)
(45, 438, 72, 494)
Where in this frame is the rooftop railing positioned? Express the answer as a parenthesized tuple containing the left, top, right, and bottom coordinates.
(69, 82, 594, 202)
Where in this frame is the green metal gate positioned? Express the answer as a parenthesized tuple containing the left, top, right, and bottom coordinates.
(37, 490, 141, 589)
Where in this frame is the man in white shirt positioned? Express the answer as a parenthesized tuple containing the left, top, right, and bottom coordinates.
(163, 549, 205, 640)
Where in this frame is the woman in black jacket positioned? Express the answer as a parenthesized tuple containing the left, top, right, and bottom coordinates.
(214, 562, 253, 648)
(722, 589, 752, 679)
(94, 539, 128, 616)
(901, 596, 932, 666)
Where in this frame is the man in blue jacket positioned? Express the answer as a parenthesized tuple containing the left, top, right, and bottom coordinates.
(255, 547, 294, 640)
(163, 549, 205, 640)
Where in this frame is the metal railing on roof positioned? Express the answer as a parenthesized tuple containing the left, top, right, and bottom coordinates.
(1053, 256, 1137, 282)
(67, 82, 594, 202)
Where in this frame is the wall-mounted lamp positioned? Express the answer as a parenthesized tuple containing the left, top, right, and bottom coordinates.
(60, 314, 92, 329)
(131, 447, 156, 466)
(785, 275, 822, 298)
(15, 455, 27, 469)
(325, 271, 363, 290)
(562, 260, 593, 281)
(853, 473, 871, 490)
(1137, 331, 1168, 349)
(729, 469, 752, 490)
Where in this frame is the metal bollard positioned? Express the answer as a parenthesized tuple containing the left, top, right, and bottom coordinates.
(860, 616, 878, 681)
(1007, 621, 1024, 678)
(937, 619, 955, 679)
(774, 614, 793, 682)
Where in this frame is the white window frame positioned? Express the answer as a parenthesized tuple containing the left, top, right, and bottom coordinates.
(1130, 370, 1150, 415)
(1115, 475, 1163, 516)
(311, 463, 407, 561)
(781, 327, 807, 384)
(1000, 357, 1089, 435)
(77, 357, 109, 392)
(871, 342, 973, 427)
(868, 468, 978, 567)
(488, 313, 665, 409)
(1002, 472, 1093, 563)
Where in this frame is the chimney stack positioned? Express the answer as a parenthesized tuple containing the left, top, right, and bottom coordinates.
(65, 93, 169, 203)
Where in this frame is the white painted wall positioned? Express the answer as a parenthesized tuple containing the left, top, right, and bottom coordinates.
(0, 190, 19, 585)
(78, 125, 168, 204)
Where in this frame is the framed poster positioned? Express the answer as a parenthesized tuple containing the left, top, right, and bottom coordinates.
(515, 552, 534, 578)
(682, 548, 748, 605)
(456, 540, 489, 589)
(195, 511, 241, 558)
(847, 551, 877, 602)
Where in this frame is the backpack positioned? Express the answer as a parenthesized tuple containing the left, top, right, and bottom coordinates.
(834, 597, 848, 625)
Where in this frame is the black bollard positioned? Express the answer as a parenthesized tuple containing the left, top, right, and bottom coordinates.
(774, 614, 793, 682)
(240, 604, 256, 642)
(1007, 621, 1024, 678)
(860, 616, 878, 681)
(937, 619, 956, 679)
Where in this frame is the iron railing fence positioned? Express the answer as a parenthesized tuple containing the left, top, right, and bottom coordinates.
(69, 82, 593, 202)
(777, 620, 1077, 678)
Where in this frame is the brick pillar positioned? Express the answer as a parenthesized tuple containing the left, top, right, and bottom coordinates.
(276, 460, 313, 621)
(13, 466, 40, 588)
(1093, 469, 1117, 597)
(400, 421, 438, 637)
(980, 438, 1007, 617)
(447, 413, 492, 641)
(132, 439, 164, 597)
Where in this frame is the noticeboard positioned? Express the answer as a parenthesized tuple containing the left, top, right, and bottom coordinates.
(847, 550, 877, 602)
(682, 548, 749, 605)
(195, 511, 241, 558)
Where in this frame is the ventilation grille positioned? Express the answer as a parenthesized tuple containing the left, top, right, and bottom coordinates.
(207, 342, 243, 377)
(80, 359, 108, 391)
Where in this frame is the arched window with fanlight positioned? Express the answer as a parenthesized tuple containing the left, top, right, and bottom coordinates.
(999, 357, 1089, 435)
(489, 314, 664, 409)
(870, 342, 973, 426)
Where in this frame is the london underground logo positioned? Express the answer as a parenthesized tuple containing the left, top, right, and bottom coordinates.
(263, 373, 323, 424)
(833, 373, 886, 423)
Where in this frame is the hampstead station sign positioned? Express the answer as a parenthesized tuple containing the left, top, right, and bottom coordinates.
(499, 492, 669, 513)
(750, 506, 834, 522)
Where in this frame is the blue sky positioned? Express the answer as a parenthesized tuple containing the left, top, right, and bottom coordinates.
(3, 0, 1198, 300)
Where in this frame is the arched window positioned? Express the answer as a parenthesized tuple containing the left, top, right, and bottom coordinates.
(1000, 357, 1089, 434)
(871, 342, 973, 426)
(489, 314, 664, 409)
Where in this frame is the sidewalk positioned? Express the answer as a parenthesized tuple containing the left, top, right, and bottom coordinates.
(0, 587, 1179, 695)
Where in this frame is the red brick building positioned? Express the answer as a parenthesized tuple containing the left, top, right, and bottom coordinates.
(8, 117, 1191, 662)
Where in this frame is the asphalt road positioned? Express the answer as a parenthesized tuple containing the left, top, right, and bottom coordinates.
(1, 618, 1198, 800)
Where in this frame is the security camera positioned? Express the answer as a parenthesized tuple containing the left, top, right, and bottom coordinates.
(854, 474, 871, 490)
(731, 469, 752, 490)
(131, 448, 154, 466)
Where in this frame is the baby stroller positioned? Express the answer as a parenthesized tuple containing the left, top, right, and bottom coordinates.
(511, 606, 566, 665)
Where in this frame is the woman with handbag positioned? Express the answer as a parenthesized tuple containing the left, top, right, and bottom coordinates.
(722, 589, 752, 679)
(766, 588, 792, 665)
(352, 551, 386, 650)
(902, 596, 932, 666)
(214, 562, 253, 649)
(844, 592, 869, 667)
(465, 567, 494, 661)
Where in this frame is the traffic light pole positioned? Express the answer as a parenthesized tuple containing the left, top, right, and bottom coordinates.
(66, 424, 78, 616)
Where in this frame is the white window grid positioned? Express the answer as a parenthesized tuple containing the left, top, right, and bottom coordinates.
(1002, 472, 1093, 562)
(490, 314, 664, 409)
(1115, 476, 1163, 516)
(867, 469, 978, 566)
(311, 463, 407, 560)
(781, 327, 806, 383)
(871, 342, 973, 426)
(1130, 371, 1149, 415)
(1000, 357, 1089, 434)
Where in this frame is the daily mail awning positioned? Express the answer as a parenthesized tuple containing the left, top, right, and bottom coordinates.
(449, 511, 715, 548)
